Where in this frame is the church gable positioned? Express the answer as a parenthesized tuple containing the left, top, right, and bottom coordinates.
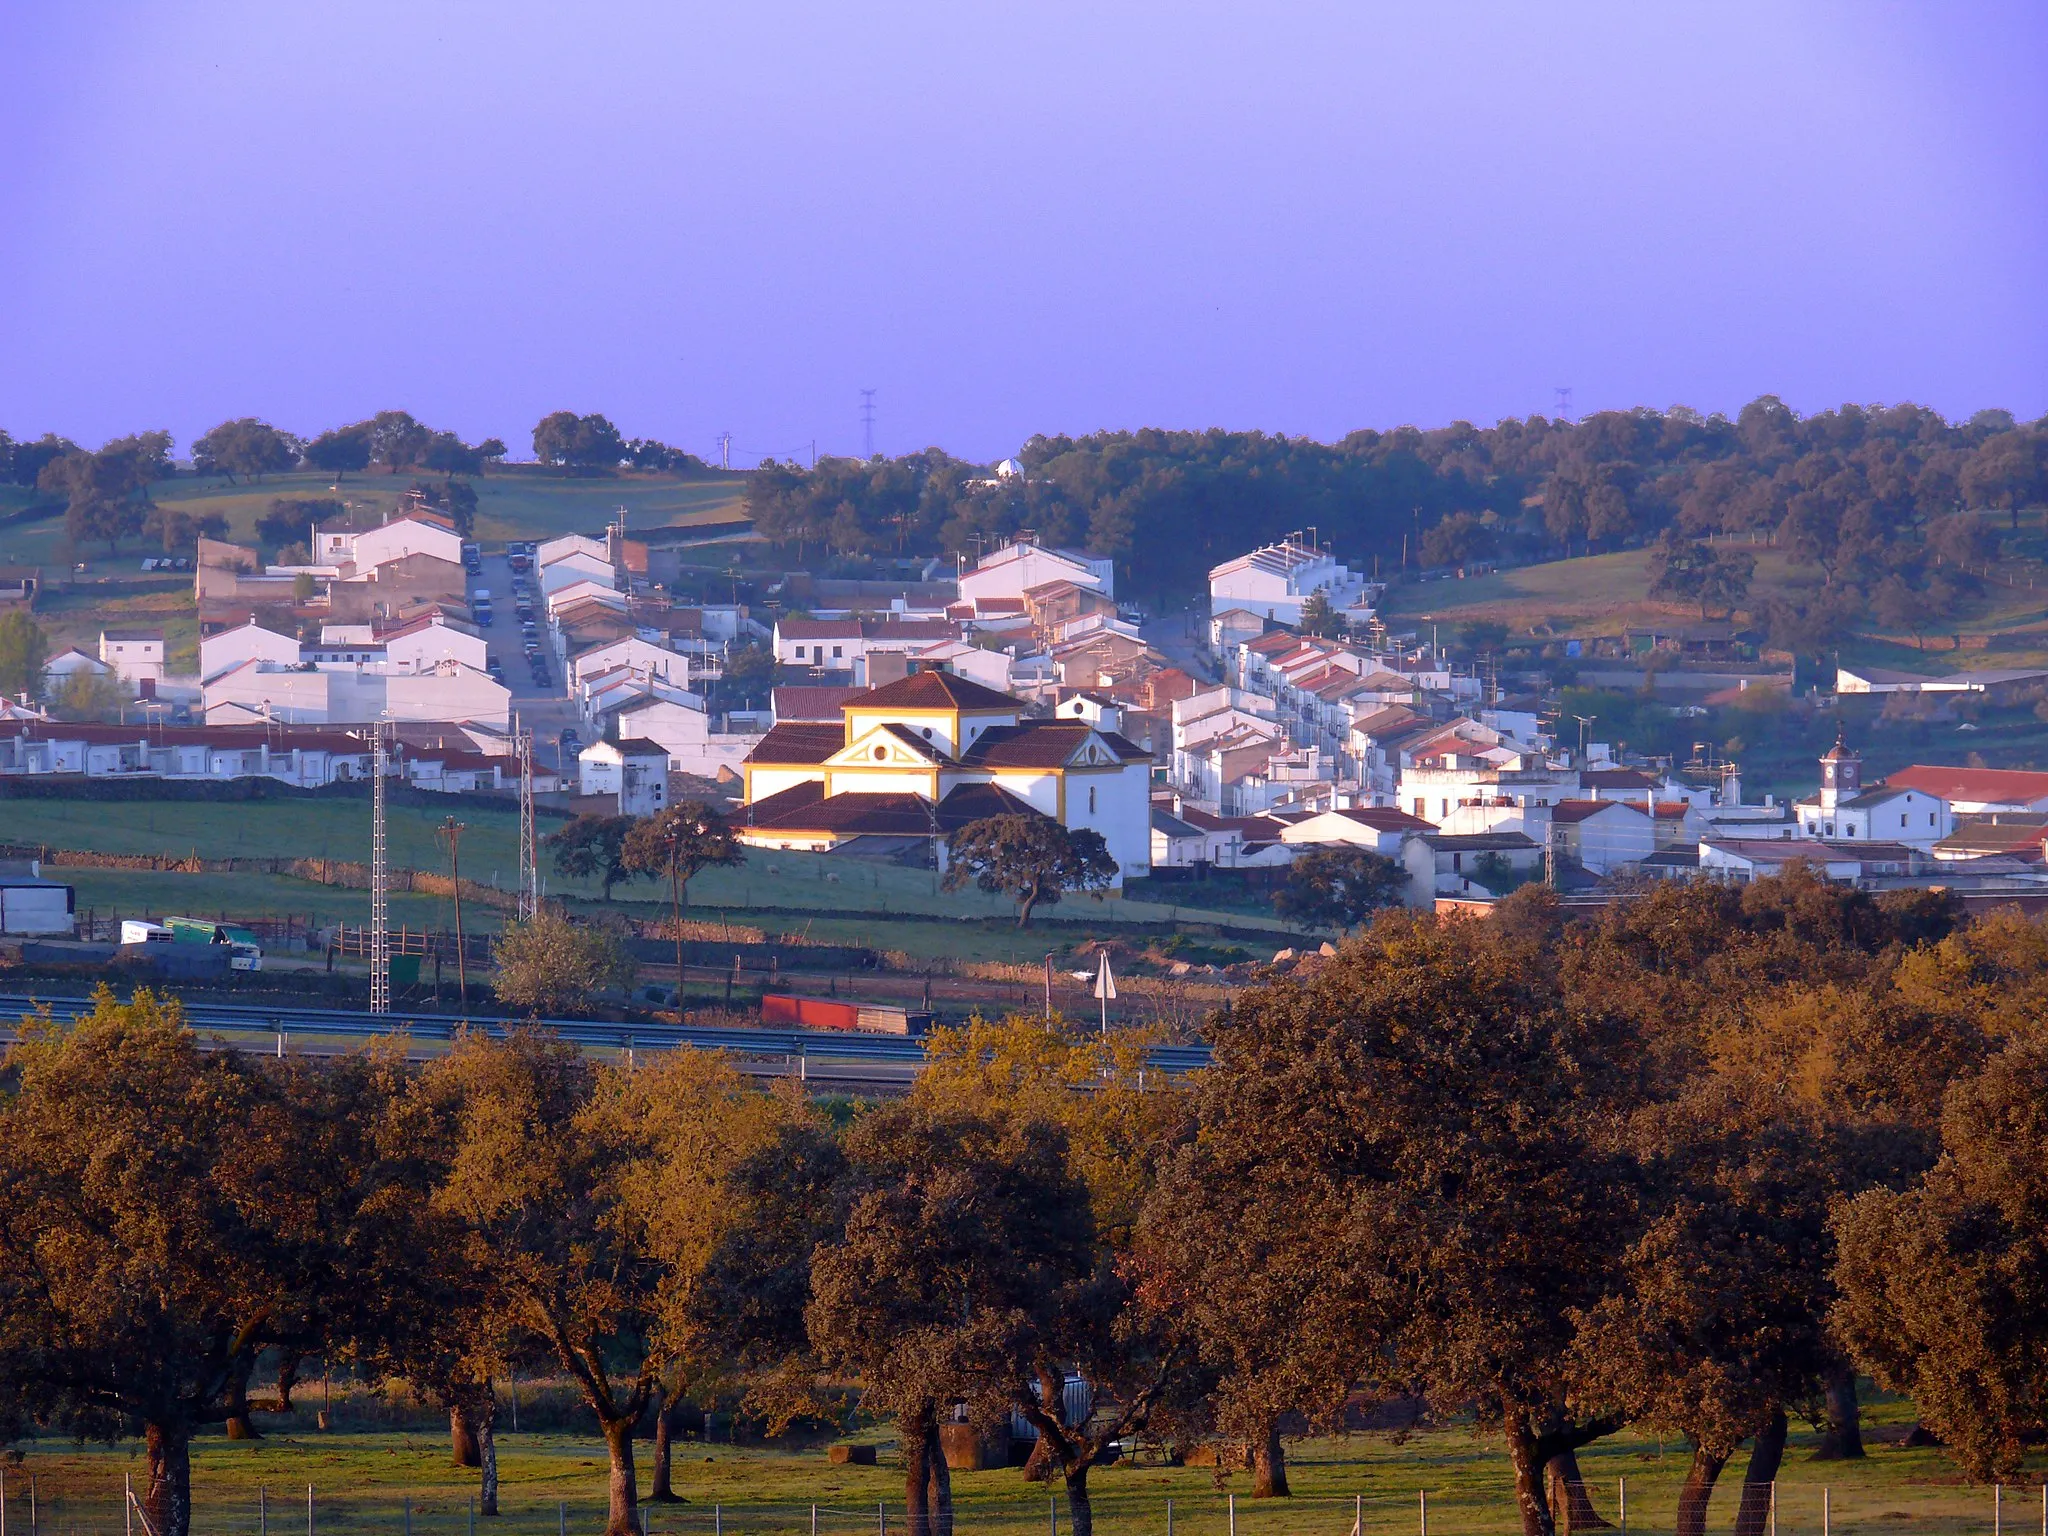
(825, 722, 947, 770)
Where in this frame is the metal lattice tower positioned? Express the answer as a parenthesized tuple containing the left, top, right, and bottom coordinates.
(860, 388, 876, 458)
(516, 720, 539, 919)
(369, 720, 391, 1015)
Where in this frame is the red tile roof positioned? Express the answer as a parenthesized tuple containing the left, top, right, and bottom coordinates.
(1885, 765, 2048, 806)
(1551, 799, 1645, 825)
(955, 721, 1147, 769)
(773, 685, 868, 722)
(744, 722, 846, 765)
(1331, 806, 1436, 832)
(778, 618, 864, 640)
(852, 671, 1019, 713)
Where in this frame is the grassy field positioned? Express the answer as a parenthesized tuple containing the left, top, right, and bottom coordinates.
(1381, 519, 2048, 672)
(5, 1395, 2039, 1536)
(0, 468, 748, 580)
(4, 798, 1303, 965)
(57, 867, 493, 937)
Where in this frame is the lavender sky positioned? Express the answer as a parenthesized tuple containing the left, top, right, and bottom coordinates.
(2, 2, 2043, 465)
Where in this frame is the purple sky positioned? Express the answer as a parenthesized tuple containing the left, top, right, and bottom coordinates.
(3, 2, 2043, 464)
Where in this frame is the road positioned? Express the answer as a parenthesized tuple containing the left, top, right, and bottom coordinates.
(1139, 604, 1222, 688)
(0, 991, 1212, 1094)
(473, 546, 582, 774)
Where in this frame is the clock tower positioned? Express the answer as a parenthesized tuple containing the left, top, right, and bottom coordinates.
(1818, 726, 1861, 813)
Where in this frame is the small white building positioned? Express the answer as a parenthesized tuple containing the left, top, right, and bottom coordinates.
(572, 636, 688, 691)
(381, 614, 488, 674)
(579, 738, 670, 817)
(1402, 830, 1543, 903)
(619, 696, 761, 781)
(0, 862, 74, 935)
(1208, 538, 1376, 626)
(957, 538, 1114, 605)
(1699, 837, 1870, 884)
(317, 509, 464, 573)
(540, 550, 616, 598)
(1550, 799, 1657, 875)
(200, 619, 300, 683)
(98, 627, 166, 684)
(1278, 806, 1436, 856)
(202, 656, 510, 728)
(43, 648, 112, 690)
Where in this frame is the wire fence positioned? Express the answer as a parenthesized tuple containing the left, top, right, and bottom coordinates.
(1, 1476, 2045, 1536)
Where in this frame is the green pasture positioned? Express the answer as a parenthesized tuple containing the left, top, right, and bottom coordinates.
(1380, 519, 2048, 668)
(5, 1395, 2039, 1536)
(6, 797, 1303, 963)
(0, 468, 748, 580)
(1, 798, 1297, 930)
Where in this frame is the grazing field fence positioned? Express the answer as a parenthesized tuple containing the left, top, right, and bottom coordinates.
(1, 1477, 2044, 1536)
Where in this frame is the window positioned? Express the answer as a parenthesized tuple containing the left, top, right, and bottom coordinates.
(1088, 786, 1097, 814)
(832, 646, 843, 659)
(1901, 813, 1908, 828)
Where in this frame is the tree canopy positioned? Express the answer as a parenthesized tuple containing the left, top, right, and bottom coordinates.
(943, 814, 1117, 927)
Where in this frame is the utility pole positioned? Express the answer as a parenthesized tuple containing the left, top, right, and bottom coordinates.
(860, 388, 877, 459)
(717, 431, 732, 471)
(370, 720, 391, 1015)
(1554, 386, 1573, 423)
(516, 719, 539, 919)
(437, 815, 468, 1008)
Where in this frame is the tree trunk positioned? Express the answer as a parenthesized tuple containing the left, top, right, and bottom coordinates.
(1674, 1443, 1730, 1536)
(225, 1358, 262, 1440)
(1731, 1409, 1787, 1536)
(902, 1405, 936, 1536)
(1063, 1460, 1094, 1536)
(649, 1393, 682, 1502)
(1813, 1367, 1865, 1461)
(602, 1414, 641, 1536)
(1547, 1449, 1611, 1531)
(452, 1400, 483, 1468)
(478, 1392, 500, 1517)
(927, 1421, 955, 1536)
(1506, 1423, 1559, 1536)
(144, 1421, 193, 1536)
(1252, 1423, 1290, 1498)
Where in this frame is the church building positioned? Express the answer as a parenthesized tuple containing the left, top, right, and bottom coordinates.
(1794, 730, 1952, 850)
(738, 671, 1152, 882)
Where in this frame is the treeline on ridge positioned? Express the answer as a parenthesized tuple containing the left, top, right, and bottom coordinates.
(745, 402, 2048, 625)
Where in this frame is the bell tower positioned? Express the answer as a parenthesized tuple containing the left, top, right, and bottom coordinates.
(1818, 726, 1861, 812)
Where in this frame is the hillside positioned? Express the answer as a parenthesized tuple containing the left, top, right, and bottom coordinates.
(1381, 520, 2048, 674)
(0, 467, 753, 663)
(0, 466, 749, 574)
